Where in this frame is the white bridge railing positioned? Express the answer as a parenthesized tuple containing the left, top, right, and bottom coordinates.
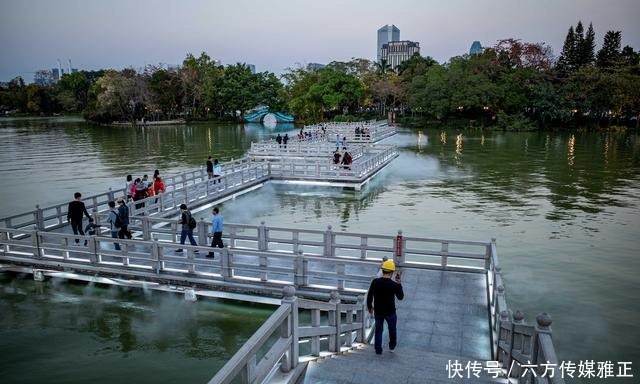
(487, 240, 565, 384)
(0, 221, 563, 384)
(0, 222, 491, 298)
(0, 157, 266, 231)
(209, 286, 371, 384)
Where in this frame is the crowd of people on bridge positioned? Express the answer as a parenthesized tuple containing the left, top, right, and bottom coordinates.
(126, 170, 165, 210)
(333, 147, 353, 170)
(354, 125, 371, 140)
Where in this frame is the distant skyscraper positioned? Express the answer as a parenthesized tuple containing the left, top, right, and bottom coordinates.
(377, 24, 400, 62)
(247, 64, 256, 74)
(380, 41, 420, 69)
(307, 63, 325, 71)
(469, 41, 483, 55)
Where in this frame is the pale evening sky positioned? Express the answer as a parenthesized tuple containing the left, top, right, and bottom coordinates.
(1, 0, 639, 81)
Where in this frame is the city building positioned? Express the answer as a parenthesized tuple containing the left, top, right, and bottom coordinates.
(469, 41, 484, 55)
(307, 63, 325, 71)
(247, 64, 256, 74)
(377, 24, 400, 62)
(380, 40, 420, 69)
(33, 70, 56, 85)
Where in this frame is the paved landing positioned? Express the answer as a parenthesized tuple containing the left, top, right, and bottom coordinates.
(302, 346, 506, 384)
(303, 268, 498, 383)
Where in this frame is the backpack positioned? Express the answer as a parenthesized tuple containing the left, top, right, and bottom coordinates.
(184, 211, 197, 229)
(112, 210, 123, 228)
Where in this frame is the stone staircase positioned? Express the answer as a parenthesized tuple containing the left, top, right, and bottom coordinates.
(301, 344, 508, 384)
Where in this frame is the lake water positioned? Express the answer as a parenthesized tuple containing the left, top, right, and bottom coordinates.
(0, 117, 638, 383)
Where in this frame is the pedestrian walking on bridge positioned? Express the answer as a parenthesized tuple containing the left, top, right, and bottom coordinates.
(208, 207, 224, 258)
(367, 259, 404, 355)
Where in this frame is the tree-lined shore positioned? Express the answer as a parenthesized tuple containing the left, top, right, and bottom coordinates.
(1, 21, 638, 129)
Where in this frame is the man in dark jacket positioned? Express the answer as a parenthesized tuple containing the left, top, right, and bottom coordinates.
(67, 192, 93, 245)
(176, 203, 198, 252)
(206, 156, 214, 179)
(367, 259, 404, 355)
(117, 198, 132, 239)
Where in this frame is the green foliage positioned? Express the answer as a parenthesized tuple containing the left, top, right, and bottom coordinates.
(1, 27, 637, 129)
(285, 66, 363, 123)
(557, 21, 596, 72)
(597, 31, 622, 68)
(55, 71, 90, 111)
(494, 111, 536, 131)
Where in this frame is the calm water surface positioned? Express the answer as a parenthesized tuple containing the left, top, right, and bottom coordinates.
(0, 117, 638, 383)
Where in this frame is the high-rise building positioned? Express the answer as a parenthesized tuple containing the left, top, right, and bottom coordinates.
(377, 24, 400, 62)
(247, 64, 256, 74)
(469, 41, 483, 55)
(307, 63, 325, 71)
(380, 41, 420, 69)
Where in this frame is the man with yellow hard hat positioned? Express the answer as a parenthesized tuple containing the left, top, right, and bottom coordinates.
(367, 259, 404, 355)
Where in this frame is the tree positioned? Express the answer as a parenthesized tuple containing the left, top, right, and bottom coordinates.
(574, 21, 585, 63)
(85, 69, 141, 123)
(218, 63, 259, 121)
(374, 59, 391, 75)
(146, 66, 184, 119)
(596, 31, 622, 68)
(56, 71, 90, 111)
(620, 46, 640, 66)
(397, 54, 437, 78)
(179, 52, 218, 117)
(1, 77, 27, 112)
(488, 39, 554, 70)
(580, 22, 596, 66)
(557, 26, 576, 71)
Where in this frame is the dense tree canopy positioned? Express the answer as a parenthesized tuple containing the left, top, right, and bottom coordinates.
(1, 21, 639, 129)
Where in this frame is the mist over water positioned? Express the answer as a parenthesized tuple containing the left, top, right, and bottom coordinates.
(0, 273, 272, 384)
(0, 118, 639, 383)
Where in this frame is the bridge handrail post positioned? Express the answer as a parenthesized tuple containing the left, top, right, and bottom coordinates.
(141, 216, 151, 241)
(533, 313, 565, 383)
(35, 205, 45, 231)
(355, 295, 366, 343)
(107, 187, 115, 202)
(31, 227, 41, 258)
(280, 286, 298, 373)
(294, 250, 305, 288)
(221, 248, 232, 279)
(324, 225, 334, 257)
(88, 232, 98, 263)
(508, 310, 526, 379)
(151, 239, 161, 273)
(441, 241, 449, 269)
(328, 291, 341, 352)
(197, 218, 207, 246)
(336, 263, 345, 290)
(311, 308, 321, 356)
(394, 229, 405, 268)
(257, 221, 268, 251)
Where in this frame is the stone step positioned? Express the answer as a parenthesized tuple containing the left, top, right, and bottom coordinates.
(302, 345, 507, 384)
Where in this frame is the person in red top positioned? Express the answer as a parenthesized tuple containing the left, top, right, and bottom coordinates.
(153, 177, 165, 194)
(153, 176, 165, 203)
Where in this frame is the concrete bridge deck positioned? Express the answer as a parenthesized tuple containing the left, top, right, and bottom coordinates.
(302, 268, 503, 384)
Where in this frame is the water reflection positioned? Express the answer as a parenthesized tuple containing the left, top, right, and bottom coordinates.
(567, 133, 576, 167)
(455, 133, 463, 164)
(392, 128, 640, 222)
